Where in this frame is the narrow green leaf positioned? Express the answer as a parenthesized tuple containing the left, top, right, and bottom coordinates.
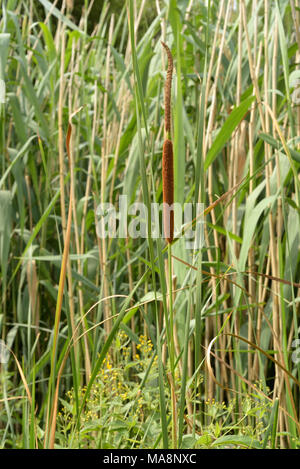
(0, 190, 12, 293)
(259, 132, 300, 163)
(211, 434, 262, 449)
(204, 95, 255, 171)
(37, 0, 85, 33)
(0, 34, 10, 80)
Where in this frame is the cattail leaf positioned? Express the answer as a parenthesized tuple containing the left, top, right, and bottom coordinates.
(9, 189, 61, 286)
(238, 195, 276, 272)
(37, 0, 85, 33)
(8, 94, 27, 144)
(18, 59, 48, 136)
(283, 203, 300, 302)
(0, 33, 10, 80)
(259, 132, 300, 163)
(0, 135, 37, 189)
(38, 22, 57, 63)
(262, 398, 279, 449)
(276, 2, 293, 119)
(123, 130, 145, 202)
(0, 190, 12, 295)
(204, 95, 255, 171)
(110, 45, 133, 95)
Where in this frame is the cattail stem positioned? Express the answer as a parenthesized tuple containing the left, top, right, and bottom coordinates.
(168, 242, 177, 449)
(162, 42, 176, 448)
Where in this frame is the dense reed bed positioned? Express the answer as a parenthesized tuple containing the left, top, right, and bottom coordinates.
(0, 0, 300, 449)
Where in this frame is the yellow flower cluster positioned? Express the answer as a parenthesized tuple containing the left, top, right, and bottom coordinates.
(58, 329, 163, 445)
(136, 334, 153, 356)
(205, 398, 226, 409)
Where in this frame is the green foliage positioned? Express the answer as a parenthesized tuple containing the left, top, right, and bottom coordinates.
(57, 332, 165, 448)
(0, 0, 300, 450)
(55, 332, 282, 449)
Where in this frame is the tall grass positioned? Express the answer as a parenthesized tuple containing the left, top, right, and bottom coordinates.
(0, 0, 300, 449)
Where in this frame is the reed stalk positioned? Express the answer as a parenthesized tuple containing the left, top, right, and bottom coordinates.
(161, 40, 177, 448)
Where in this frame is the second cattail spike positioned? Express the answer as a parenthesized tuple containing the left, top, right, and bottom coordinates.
(161, 42, 173, 136)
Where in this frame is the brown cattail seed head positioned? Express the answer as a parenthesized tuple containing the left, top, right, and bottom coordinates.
(162, 139, 174, 244)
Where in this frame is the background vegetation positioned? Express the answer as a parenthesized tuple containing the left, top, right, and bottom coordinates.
(0, 0, 300, 449)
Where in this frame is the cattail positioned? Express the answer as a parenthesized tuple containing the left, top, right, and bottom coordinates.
(161, 41, 173, 135)
(163, 139, 174, 243)
(161, 42, 174, 244)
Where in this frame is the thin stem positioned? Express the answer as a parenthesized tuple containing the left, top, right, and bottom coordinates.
(168, 242, 177, 448)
